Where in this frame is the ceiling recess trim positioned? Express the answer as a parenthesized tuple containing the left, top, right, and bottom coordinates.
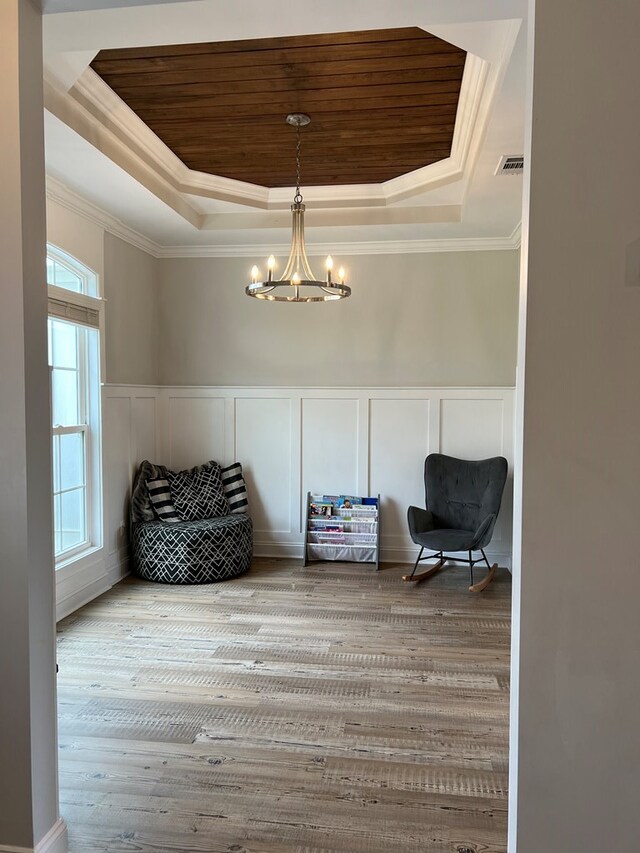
(68, 55, 486, 208)
(90, 27, 466, 189)
(46, 175, 521, 258)
(44, 27, 515, 219)
(44, 76, 205, 227)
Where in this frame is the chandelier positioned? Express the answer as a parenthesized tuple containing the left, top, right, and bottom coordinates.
(246, 113, 351, 302)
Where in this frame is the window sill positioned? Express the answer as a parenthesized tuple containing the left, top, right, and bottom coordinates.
(55, 544, 102, 573)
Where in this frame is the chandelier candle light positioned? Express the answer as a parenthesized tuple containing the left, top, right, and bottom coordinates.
(246, 113, 351, 302)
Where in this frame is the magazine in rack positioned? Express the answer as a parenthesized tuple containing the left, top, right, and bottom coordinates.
(303, 492, 380, 570)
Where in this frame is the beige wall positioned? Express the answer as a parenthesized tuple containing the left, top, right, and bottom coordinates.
(104, 233, 159, 385)
(45, 204, 518, 390)
(158, 250, 519, 387)
(47, 202, 159, 386)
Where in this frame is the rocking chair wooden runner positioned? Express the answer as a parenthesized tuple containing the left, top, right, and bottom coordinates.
(404, 453, 508, 592)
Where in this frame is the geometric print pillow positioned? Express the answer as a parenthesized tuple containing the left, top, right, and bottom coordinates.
(146, 477, 180, 523)
(220, 462, 249, 514)
(166, 462, 229, 521)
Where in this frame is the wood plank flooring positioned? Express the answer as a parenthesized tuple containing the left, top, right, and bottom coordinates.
(56, 559, 511, 853)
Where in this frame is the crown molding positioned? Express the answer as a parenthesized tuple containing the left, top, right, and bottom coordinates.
(46, 175, 163, 257)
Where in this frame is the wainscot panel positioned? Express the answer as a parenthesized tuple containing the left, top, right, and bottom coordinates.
(103, 386, 514, 570)
(235, 397, 293, 535)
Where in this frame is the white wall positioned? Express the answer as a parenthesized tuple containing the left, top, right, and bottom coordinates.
(158, 251, 520, 387)
(511, 1, 640, 850)
(104, 384, 514, 568)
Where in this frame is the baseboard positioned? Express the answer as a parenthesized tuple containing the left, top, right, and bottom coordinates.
(253, 537, 511, 571)
(56, 571, 111, 621)
(56, 554, 129, 621)
(253, 541, 301, 560)
(0, 819, 68, 853)
(35, 821, 67, 853)
(379, 545, 512, 571)
(107, 554, 130, 586)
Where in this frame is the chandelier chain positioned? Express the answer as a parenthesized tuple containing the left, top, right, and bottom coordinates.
(294, 124, 303, 204)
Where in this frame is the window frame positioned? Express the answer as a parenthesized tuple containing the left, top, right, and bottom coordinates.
(50, 320, 91, 562)
(46, 244, 99, 297)
(47, 245, 104, 569)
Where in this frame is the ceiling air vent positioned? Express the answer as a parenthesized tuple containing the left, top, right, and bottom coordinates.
(496, 154, 524, 175)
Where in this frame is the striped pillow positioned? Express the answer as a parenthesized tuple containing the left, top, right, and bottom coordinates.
(220, 463, 249, 514)
(146, 478, 180, 523)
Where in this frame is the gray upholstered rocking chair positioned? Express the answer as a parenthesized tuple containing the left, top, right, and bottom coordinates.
(405, 453, 508, 592)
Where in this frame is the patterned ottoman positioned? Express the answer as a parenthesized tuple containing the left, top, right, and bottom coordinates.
(132, 514, 253, 584)
(130, 459, 253, 584)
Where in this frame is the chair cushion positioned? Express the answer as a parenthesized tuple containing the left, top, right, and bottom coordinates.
(167, 462, 229, 521)
(220, 462, 249, 513)
(413, 527, 476, 553)
(146, 477, 180, 523)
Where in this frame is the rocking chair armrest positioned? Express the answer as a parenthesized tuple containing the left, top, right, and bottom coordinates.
(407, 506, 436, 538)
(470, 513, 497, 550)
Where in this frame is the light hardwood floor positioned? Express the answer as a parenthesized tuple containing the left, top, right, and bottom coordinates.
(57, 558, 511, 853)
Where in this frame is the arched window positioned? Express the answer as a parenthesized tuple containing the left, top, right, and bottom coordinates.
(46, 245, 98, 297)
(47, 246, 102, 565)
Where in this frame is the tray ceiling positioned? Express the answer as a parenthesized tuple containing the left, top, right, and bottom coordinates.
(90, 27, 466, 188)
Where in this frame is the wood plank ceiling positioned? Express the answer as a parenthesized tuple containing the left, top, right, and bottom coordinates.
(90, 28, 467, 188)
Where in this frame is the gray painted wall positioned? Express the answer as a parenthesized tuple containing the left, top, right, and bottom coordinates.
(511, 0, 640, 850)
(157, 251, 519, 387)
(104, 233, 159, 385)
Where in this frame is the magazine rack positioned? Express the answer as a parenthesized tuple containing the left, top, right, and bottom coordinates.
(303, 492, 381, 570)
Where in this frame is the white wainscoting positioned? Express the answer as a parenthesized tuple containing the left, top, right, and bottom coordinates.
(101, 385, 160, 597)
(102, 386, 514, 573)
